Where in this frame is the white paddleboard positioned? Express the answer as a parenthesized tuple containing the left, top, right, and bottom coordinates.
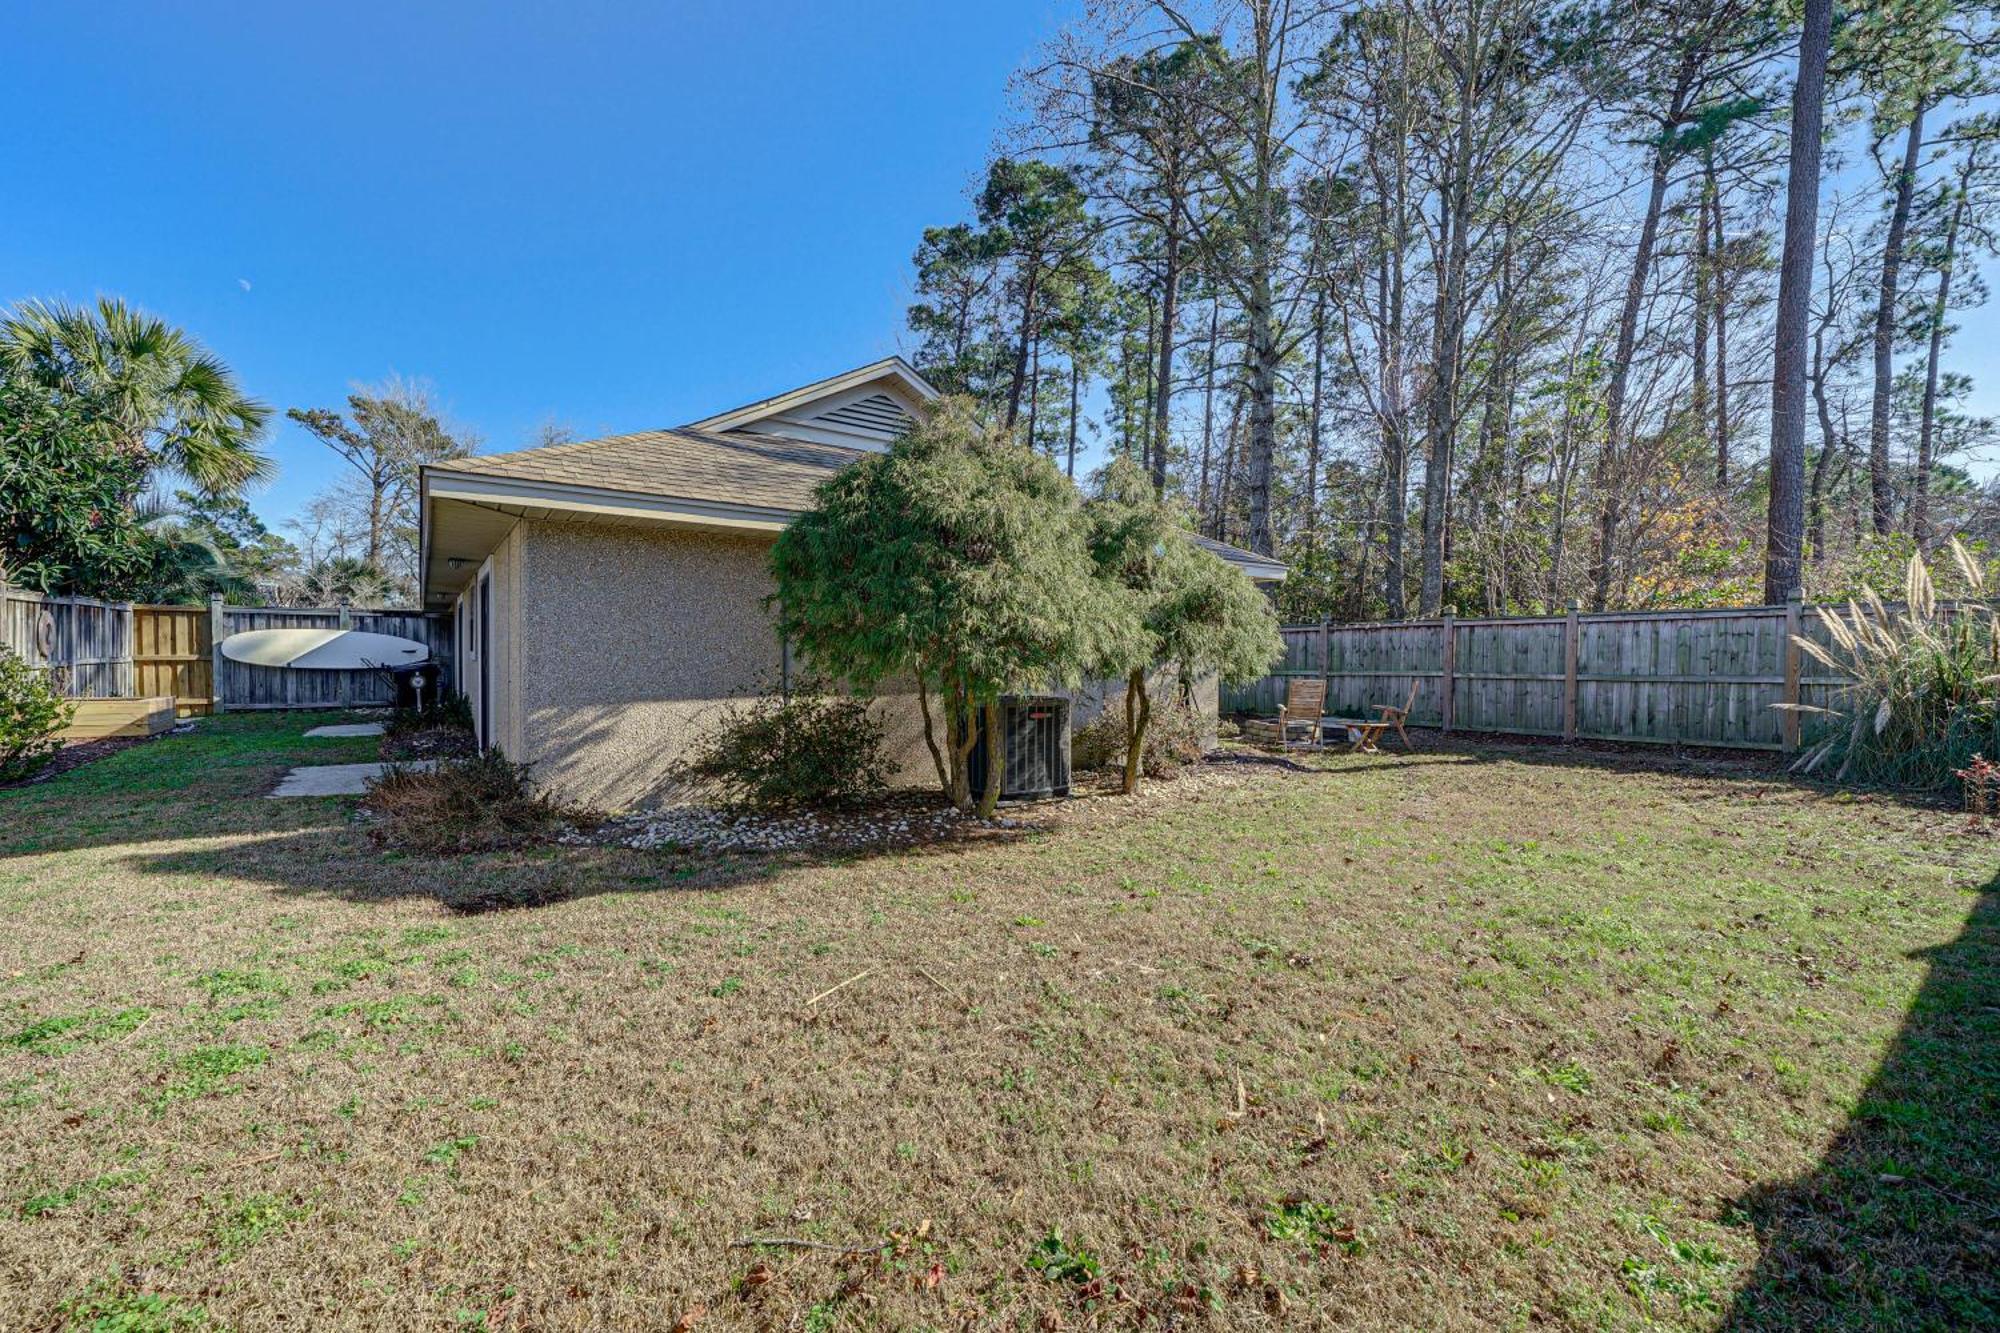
(221, 627, 430, 671)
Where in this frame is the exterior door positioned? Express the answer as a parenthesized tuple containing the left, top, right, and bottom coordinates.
(477, 573, 492, 749)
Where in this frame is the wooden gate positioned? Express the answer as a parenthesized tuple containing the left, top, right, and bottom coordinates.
(133, 603, 215, 716)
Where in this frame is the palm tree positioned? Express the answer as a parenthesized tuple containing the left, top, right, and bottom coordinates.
(133, 521, 254, 605)
(0, 297, 272, 495)
(287, 557, 396, 609)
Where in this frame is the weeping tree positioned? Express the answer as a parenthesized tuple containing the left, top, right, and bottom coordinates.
(1085, 456, 1282, 793)
(771, 397, 1136, 818)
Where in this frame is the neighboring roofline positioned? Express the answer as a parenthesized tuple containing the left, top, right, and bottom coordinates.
(1192, 533, 1289, 583)
(1229, 557, 1288, 583)
(685, 355, 942, 433)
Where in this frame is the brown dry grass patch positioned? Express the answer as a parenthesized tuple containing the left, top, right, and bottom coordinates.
(0, 712, 1993, 1331)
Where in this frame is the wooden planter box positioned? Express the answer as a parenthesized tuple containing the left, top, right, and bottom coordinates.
(62, 696, 177, 740)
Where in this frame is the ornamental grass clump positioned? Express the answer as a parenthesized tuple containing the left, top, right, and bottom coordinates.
(1787, 539, 2000, 788)
(361, 751, 590, 854)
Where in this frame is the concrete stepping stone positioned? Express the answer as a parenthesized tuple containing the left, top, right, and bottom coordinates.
(268, 760, 431, 798)
(304, 722, 386, 738)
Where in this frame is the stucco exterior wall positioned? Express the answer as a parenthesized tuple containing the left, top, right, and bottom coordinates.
(513, 520, 932, 811)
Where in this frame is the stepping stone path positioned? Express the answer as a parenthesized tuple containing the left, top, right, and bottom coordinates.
(304, 722, 385, 738)
(269, 760, 431, 798)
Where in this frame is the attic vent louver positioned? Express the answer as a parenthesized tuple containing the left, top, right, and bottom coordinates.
(816, 392, 913, 437)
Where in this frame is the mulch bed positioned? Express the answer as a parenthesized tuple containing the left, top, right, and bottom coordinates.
(0, 725, 189, 791)
(380, 726, 479, 761)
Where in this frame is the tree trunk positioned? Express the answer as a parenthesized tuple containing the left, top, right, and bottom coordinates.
(1066, 356, 1081, 479)
(1713, 176, 1732, 488)
(1005, 267, 1040, 430)
(1243, 262, 1279, 556)
(1307, 291, 1325, 535)
(1380, 245, 1407, 619)
(1765, 0, 1832, 604)
(1353, 477, 1379, 620)
(1420, 12, 1480, 616)
(1471, 231, 1517, 613)
(1197, 301, 1219, 518)
(1122, 666, 1151, 795)
(1027, 335, 1041, 449)
(1588, 140, 1674, 610)
(1913, 159, 1970, 548)
(1868, 100, 1928, 535)
(367, 470, 386, 572)
(944, 681, 977, 813)
(1693, 157, 1713, 480)
(1809, 323, 1838, 563)
(916, 673, 951, 795)
(976, 698, 1004, 819)
(1546, 359, 1577, 610)
(1151, 215, 1182, 495)
(1216, 393, 1243, 540)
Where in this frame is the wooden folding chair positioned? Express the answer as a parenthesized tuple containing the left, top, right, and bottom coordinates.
(1373, 679, 1420, 751)
(1325, 679, 1421, 754)
(1276, 678, 1328, 750)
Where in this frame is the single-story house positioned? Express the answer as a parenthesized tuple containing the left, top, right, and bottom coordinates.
(418, 357, 1286, 809)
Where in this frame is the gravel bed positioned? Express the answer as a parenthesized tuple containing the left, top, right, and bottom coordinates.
(580, 801, 1009, 854)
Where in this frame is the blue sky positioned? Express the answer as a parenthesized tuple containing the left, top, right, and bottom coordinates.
(1, 1, 1068, 529)
(5, 2, 1996, 538)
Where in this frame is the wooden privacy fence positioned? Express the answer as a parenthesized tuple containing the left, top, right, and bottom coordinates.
(0, 587, 451, 714)
(215, 604, 452, 711)
(0, 586, 133, 698)
(1222, 601, 1852, 753)
(134, 603, 215, 715)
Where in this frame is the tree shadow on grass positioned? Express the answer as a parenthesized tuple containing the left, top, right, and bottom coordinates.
(1723, 872, 2000, 1329)
(120, 807, 1045, 915)
(1331, 727, 1961, 814)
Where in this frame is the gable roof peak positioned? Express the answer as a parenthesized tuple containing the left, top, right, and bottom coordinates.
(686, 355, 940, 438)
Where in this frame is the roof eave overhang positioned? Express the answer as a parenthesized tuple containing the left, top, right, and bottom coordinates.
(427, 468, 797, 529)
(420, 467, 795, 603)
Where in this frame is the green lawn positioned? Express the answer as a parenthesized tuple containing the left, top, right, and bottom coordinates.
(0, 712, 1993, 1331)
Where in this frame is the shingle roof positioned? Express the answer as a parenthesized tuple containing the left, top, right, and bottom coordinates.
(444, 427, 862, 514)
(1191, 532, 1289, 573)
(438, 429, 1288, 576)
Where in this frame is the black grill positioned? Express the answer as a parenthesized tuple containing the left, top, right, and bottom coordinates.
(967, 695, 1071, 801)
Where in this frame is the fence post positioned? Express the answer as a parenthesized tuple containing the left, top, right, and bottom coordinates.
(336, 604, 352, 707)
(1440, 611, 1456, 733)
(1781, 597, 1802, 752)
(1318, 619, 1331, 702)
(1562, 600, 1580, 743)
(208, 594, 227, 713)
